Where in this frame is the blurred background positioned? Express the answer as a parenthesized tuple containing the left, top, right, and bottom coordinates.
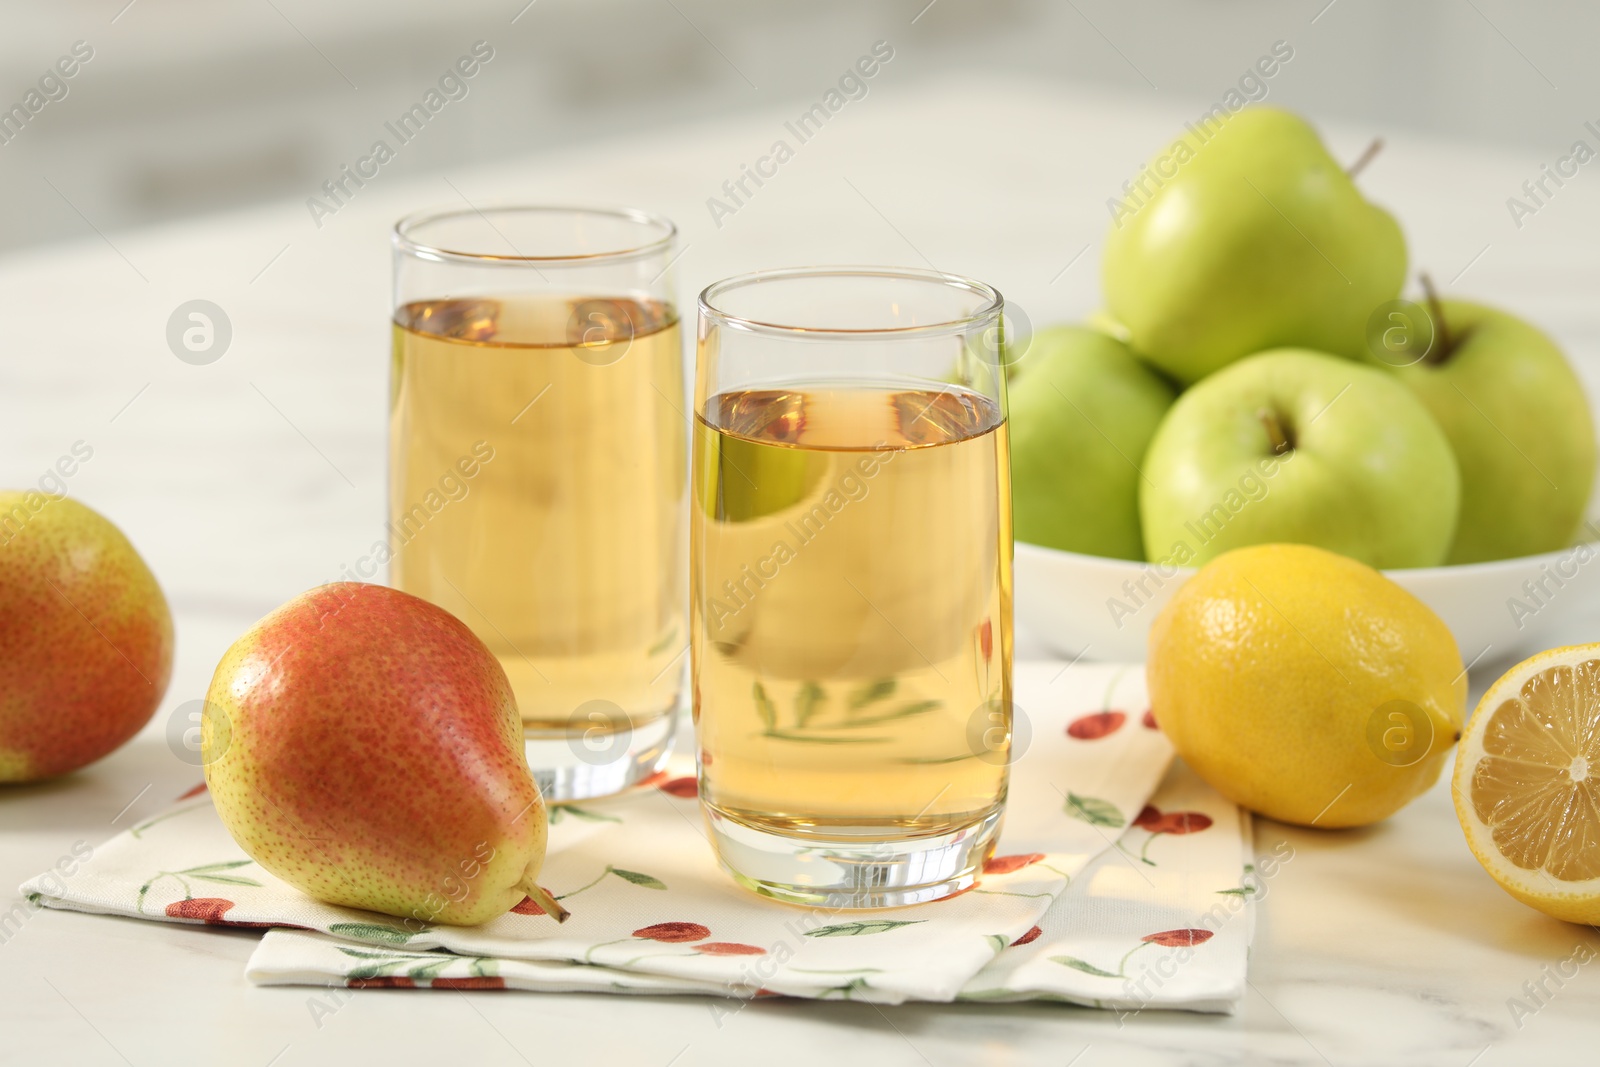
(1, 0, 1595, 250)
(4, 0, 1599, 681)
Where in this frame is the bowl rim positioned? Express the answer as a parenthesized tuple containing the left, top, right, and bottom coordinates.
(1015, 525, 1600, 580)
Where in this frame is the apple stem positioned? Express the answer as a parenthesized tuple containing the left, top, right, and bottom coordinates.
(1419, 272, 1454, 365)
(1346, 137, 1384, 179)
(518, 880, 571, 923)
(1258, 408, 1293, 455)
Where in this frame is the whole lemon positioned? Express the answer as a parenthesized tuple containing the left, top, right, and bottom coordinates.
(1147, 543, 1465, 828)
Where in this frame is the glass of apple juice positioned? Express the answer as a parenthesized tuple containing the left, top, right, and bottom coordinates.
(390, 206, 686, 801)
(691, 266, 1015, 907)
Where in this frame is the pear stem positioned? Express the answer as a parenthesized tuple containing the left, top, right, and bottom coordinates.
(1258, 408, 1293, 455)
(518, 880, 571, 923)
(1419, 272, 1455, 365)
(1346, 137, 1384, 179)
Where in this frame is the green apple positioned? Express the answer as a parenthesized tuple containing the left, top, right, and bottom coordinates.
(1103, 107, 1407, 385)
(1084, 308, 1132, 346)
(1140, 348, 1460, 569)
(1369, 296, 1596, 563)
(1009, 326, 1177, 560)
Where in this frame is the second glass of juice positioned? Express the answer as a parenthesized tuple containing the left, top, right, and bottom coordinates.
(390, 206, 685, 801)
(692, 266, 1014, 907)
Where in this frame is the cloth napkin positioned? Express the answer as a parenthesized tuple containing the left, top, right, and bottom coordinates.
(23, 662, 1255, 1013)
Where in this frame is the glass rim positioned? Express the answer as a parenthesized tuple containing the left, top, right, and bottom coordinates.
(697, 265, 1004, 340)
(392, 204, 677, 266)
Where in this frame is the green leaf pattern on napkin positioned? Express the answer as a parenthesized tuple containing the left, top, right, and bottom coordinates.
(136, 860, 261, 913)
(1064, 793, 1126, 828)
(805, 920, 926, 938)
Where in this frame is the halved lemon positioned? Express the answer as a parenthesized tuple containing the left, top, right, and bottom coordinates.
(1454, 644, 1600, 924)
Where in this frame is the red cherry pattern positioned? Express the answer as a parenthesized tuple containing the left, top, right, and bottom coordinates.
(348, 976, 416, 989)
(1141, 708, 1159, 730)
(1066, 710, 1126, 740)
(176, 782, 208, 801)
(432, 976, 506, 990)
(1142, 928, 1214, 948)
(336, 914, 770, 989)
(165, 898, 233, 923)
(345, 970, 505, 990)
(659, 776, 698, 798)
(983, 853, 1045, 875)
(1157, 811, 1212, 834)
(634, 921, 711, 943)
(1133, 805, 1213, 835)
(1011, 925, 1043, 947)
(164, 898, 280, 929)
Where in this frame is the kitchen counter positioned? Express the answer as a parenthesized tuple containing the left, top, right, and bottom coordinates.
(3, 74, 1599, 1065)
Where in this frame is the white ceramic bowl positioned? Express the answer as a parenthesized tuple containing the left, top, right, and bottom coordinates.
(1016, 516, 1600, 666)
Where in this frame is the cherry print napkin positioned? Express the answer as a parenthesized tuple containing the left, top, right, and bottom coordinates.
(22, 662, 1255, 1012)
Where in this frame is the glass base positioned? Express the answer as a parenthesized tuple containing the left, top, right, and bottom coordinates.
(706, 803, 1003, 909)
(524, 710, 676, 802)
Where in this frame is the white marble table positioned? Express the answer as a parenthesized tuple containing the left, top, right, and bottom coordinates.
(3, 77, 1599, 1065)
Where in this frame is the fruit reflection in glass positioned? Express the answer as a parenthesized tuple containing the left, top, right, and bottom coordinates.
(390, 207, 685, 801)
(692, 267, 1013, 907)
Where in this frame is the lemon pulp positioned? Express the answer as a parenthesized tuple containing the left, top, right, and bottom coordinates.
(1469, 658, 1600, 883)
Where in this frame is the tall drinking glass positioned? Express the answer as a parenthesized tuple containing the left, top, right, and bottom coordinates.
(391, 206, 685, 801)
(692, 267, 1014, 907)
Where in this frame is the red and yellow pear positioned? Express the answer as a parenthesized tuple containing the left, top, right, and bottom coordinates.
(0, 493, 173, 782)
(202, 582, 563, 926)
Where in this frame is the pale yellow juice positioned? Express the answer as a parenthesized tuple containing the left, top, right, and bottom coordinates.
(390, 295, 685, 730)
(691, 385, 1012, 835)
